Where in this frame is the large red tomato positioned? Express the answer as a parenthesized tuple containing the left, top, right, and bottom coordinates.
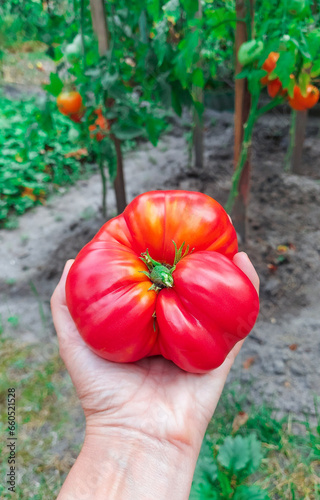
(66, 191, 259, 373)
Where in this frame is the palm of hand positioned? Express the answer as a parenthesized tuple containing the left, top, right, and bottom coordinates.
(52, 254, 258, 450)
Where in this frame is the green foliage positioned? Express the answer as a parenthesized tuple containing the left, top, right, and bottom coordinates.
(0, 332, 82, 498)
(0, 92, 93, 227)
(190, 434, 268, 499)
(238, 0, 320, 97)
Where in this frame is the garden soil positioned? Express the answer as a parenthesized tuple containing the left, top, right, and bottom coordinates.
(1, 109, 320, 419)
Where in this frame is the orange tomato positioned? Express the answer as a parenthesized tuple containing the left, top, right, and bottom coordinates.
(89, 109, 110, 141)
(262, 52, 280, 73)
(288, 84, 320, 111)
(57, 91, 83, 115)
(261, 52, 280, 86)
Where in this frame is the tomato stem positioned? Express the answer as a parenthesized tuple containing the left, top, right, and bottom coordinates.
(140, 240, 193, 292)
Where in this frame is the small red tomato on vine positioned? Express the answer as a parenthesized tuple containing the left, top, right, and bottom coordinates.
(57, 91, 82, 115)
(267, 78, 286, 99)
(288, 84, 320, 111)
(89, 108, 110, 141)
(261, 52, 280, 86)
(65, 191, 259, 374)
(69, 110, 84, 123)
(262, 52, 279, 73)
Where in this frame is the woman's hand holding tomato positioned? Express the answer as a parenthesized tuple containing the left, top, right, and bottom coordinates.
(51, 191, 259, 499)
(52, 250, 259, 499)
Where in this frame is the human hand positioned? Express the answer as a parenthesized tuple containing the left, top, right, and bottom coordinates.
(51, 252, 259, 500)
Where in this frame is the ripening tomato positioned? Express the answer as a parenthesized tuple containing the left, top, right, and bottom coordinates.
(288, 84, 320, 111)
(261, 52, 280, 86)
(262, 52, 279, 73)
(267, 78, 286, 98)
(89, 108, 110, 141)
(66, 191, 259, 373)
(57, 91, 82, 115)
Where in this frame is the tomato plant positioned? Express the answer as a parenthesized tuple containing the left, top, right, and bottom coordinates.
(66, 191, 259, 373)
(227, 0, 320, 214)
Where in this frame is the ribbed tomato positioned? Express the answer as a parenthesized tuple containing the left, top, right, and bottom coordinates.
(65, 191, 259, 373)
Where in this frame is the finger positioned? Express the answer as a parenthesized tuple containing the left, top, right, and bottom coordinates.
(51, 259, 74, 308)
(233, 252, 260, 295)
(50, 260, 83, 348)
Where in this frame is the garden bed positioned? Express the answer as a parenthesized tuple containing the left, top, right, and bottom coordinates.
(1, 108, 320, 498)
(1, 109, 320, 418)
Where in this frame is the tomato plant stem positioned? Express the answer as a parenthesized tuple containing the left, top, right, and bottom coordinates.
(98, 148, 107, 218)
(284, 110, 297, 171)
(225, 94, 284, 214)
(80, 0, 86, 71)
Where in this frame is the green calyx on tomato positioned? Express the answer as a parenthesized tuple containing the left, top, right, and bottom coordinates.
(140, 241, 192, 291)
(238, 40, 264, 66)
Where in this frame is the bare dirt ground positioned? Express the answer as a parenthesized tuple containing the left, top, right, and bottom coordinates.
(1, 109, 319, 418)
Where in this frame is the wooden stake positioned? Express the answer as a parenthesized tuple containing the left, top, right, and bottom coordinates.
(90, 0, 127, 214)
(193, 0, 204, 169)
(232, 0, 254, 243)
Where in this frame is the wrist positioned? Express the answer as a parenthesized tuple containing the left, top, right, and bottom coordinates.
(58, 426, 200, 500)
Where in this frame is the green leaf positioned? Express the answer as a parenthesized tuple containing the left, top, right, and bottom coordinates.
(101, 72, 119, 90)
(112, 122, 144, 140)
(217, 469, 233, 497)
(193, 438, 218, 485)
(180, 0, 199, 17)
(189, 482, 218, 500)
(233, 485, 270, 500)
(192, 68, 205, 88)
(273, 52, 296, 90)
(246, 434, 264, 475)
(163, 0, 180, 22)
(153, 19, 169, 66)
(145, 116, 161, 146)
(139, 9, 148, 43)
(43, 73, 64, 97)
(311, 59, 320, 78)
(190, 438, 218, 500)
(217, 435, 250, 472)
(147, 0, 160, 21)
